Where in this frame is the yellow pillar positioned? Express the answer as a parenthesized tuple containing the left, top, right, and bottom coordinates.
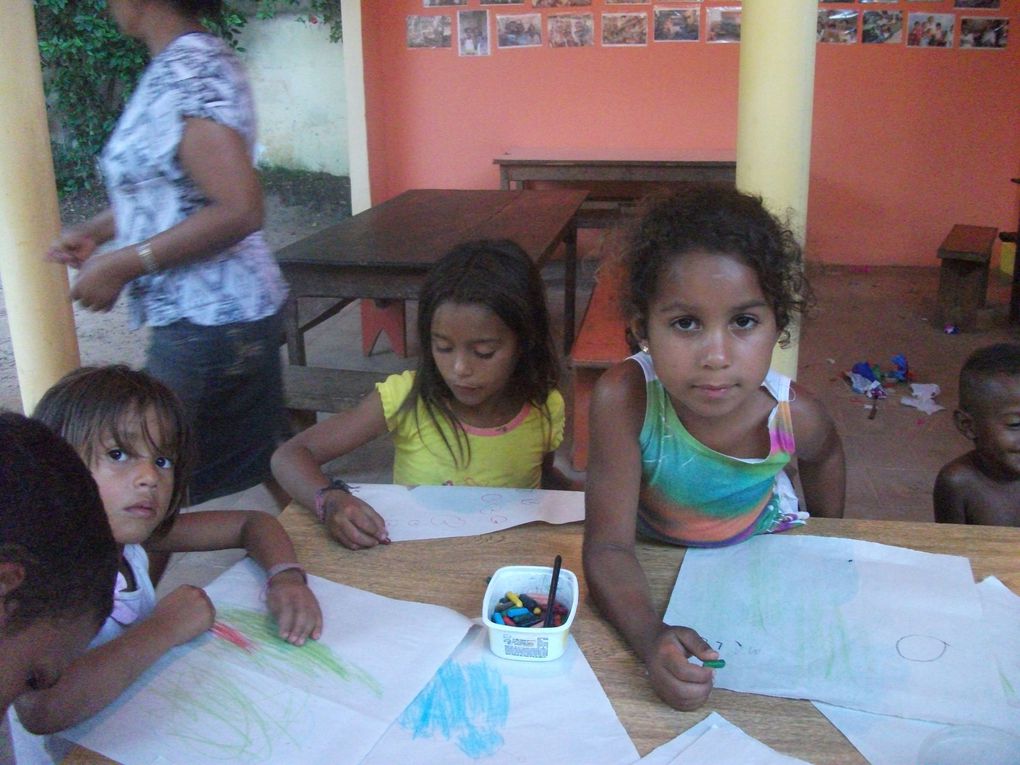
(736, 1, 817, 379)
(0, 2, 79, 413)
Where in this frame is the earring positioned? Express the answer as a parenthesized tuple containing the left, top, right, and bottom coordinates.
(638, 341, 649, 353)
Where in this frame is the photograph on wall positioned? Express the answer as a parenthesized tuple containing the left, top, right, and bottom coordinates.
(534, 0, 592, 7)
(602, 12, 649, 45)
(483, 0, 525, 4)
(862, 11, 903, 44)
(906, 13, 954, 47)
(818, 10, 858, 44)
(458, 10, 491, 55)
(654, 8, 699, 42)
(548, 13, 595, 46)
(424, 0, 467, 6)
(959, 16, 1008, 48)
(497, 13, 543, 47)
(706, 7, 741, 43)
(606, 0, 650, 4)
(407, 15, 453, 48)
(955, 0, 1000, 9)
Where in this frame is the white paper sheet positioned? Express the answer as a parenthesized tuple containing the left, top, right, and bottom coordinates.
(638, 712, 810, 764)
(664, 535, 1013, 730)
(813, 576, 1020, 764)
(363, 623, 639, 764)
(63, 559, 472, 765)
(351, 483, 584, 541)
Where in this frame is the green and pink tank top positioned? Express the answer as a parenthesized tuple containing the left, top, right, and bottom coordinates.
(632, 352, 804, 548)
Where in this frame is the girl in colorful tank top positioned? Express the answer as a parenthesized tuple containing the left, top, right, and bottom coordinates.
(583, 185, 846, 713)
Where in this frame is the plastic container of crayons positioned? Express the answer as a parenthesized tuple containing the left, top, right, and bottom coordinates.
(482, 564, 579, 662)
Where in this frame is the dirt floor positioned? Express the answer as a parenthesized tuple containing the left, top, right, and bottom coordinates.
(0, 171, 352, 413)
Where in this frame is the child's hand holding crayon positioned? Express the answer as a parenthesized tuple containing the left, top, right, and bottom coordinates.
(322, 492, 391, 550)
(642, 624, 721, 711)
(150, 585, 216, 647)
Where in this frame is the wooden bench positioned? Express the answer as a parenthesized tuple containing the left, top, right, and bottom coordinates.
(283, 365, 387, 429)
(569, 275, 631, 471)
(936, 224, 998, 331)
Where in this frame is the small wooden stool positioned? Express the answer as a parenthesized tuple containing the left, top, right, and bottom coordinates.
(936, 224, 997, 331)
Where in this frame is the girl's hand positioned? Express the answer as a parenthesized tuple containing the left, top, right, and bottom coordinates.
(265, 570, 324, 645)
(45, 229, 97, 268)
(643, 624, 718, 711)
(322, 492, 391, 550)
(151, 585, 216, 646)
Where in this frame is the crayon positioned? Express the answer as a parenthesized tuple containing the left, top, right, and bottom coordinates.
(702, 659, 726, 669)
(543, 555, 562, 628)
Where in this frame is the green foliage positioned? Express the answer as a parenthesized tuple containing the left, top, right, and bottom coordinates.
(33, 0, 340, 194)
(255, 1, 343, 43)
(34, 0, 148, 193)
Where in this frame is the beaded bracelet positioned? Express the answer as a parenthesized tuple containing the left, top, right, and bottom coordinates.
(314, 477, 352, 523)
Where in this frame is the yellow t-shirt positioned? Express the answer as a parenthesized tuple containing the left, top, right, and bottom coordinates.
(377, 370, 564, 488)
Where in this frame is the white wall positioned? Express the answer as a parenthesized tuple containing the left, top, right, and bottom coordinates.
(241, 15, 349, 175)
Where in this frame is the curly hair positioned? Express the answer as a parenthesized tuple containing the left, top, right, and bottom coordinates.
(615, 184, 812, 347)
(33, 366, 195, 538)
(959, 343, 1020, 413)
(408, 239, 560, 467)
(0, 412, 117, 633)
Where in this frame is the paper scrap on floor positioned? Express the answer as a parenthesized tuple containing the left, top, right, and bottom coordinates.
(638, 711, 810, 764)
(351, 483, 584, 541)
(63, 559, 472, 765)
(813, 576, 1020, 764)
(362, 624, 639, 764)
(665, 535, 1017, 732)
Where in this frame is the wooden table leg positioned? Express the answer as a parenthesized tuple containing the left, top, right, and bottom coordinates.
(283, 296, 306, 366)
(563, 220, 577, 354)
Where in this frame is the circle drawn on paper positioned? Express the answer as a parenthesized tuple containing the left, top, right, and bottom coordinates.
(896, 634, 948, 662)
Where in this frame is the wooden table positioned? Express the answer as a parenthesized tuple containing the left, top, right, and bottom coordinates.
(494, 147, 736, 228)
(275, 188, 589, 362)
(65, 514, 1020, 764)
(495, 147, 738, 189)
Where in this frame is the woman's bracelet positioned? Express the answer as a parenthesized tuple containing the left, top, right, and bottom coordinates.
(314, 477, 352, 523)
(136, 240, 159, 274)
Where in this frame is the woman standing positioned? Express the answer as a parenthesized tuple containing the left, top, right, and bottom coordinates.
(47, 0, 288, 506)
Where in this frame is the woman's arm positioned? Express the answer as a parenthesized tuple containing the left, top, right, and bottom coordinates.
(70, 118, 265, 311)
(13, 586, 213, 733)
(583, 362, 718, 711)
(151, 511, 323, 644)
(271, 391, 392, 549)
(790, 382, 846, 518)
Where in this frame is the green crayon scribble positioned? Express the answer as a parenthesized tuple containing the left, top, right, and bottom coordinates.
(153, 662, 305, 761)
(216, 606, 383, 698)
(1000, 669, 1016, 700)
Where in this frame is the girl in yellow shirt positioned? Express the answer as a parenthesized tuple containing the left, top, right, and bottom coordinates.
(272, 239, 567, 549)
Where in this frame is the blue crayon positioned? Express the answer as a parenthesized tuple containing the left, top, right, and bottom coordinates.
(505, 607, 530, 618)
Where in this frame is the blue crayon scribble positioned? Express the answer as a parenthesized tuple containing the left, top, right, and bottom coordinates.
(399, 659, 510, 758)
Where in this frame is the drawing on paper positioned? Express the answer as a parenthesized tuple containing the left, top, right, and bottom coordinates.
(896, 635, 949, 662)
(140, 607, 384, 761)
(399, 659, 510, 759)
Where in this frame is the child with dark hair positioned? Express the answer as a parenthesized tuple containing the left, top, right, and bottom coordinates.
(934, 343, 1020, 526)
(584, 184, 845, 711)
(10, 365, 322, 764)
(272, 239, 568, 549)
(0, 412, 117, 717)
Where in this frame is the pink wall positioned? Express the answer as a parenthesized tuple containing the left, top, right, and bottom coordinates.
(362, 2, 1020, 266)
